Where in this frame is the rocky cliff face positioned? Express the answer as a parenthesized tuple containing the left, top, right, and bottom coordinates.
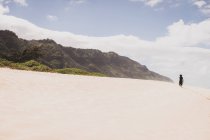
(0, 30, 172, 82)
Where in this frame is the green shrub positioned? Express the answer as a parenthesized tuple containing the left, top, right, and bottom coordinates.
(9, 63, 29, 70)
(22, 60, 51, 72)
(55, 68, 106, 77)
(0, 59, 13, 67)
(0, 59, 106, 77)
(22, 60, 41, 67)
(0, 59, 51, 72)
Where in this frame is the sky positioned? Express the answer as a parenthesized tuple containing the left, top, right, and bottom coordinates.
(0, 0, 210, 89)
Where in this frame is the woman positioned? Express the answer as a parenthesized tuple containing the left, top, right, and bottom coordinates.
(179, 74, 184, 87)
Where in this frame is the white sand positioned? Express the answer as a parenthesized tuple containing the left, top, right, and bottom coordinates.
(0, 68, 210, 140)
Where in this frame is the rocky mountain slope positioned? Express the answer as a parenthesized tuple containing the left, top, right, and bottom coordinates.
(0, 30, 172, 82)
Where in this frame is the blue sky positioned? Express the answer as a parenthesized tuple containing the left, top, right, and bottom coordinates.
(1, 0, 210, 89)
(6, 0, 209, 39)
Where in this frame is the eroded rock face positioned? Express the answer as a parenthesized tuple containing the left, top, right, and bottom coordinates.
(0, 30, 172, 82)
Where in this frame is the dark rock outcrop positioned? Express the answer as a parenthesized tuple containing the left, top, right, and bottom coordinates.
(0, 30, 172, 82)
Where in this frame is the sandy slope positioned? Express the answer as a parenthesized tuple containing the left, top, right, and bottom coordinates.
(0, 68, 209, 140)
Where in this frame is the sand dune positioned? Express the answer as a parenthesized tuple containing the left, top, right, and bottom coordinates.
(0, 68, 209, 140)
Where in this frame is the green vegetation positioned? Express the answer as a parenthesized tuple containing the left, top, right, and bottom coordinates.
(0, 59, 106, 77)
(55, 68, 106, 77)
(0, 59, 51, 72)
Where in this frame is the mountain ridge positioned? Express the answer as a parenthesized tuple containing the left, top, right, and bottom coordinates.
(0, 30, 172, 82)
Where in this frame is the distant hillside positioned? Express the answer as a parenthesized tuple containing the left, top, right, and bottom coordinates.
(0, 30, 172, 82)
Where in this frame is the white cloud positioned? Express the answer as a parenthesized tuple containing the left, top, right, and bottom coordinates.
(0, 0, 27, 15)
(193, 0, 206, 8)
(13, 0, 27, 6)
(155, 19, 210, 47)
(46, 15, 58, 21)
(192, 0, 210, 15)
(129, 0, 163, 7)
(0, 15, 210, 88)
(69, 0, 86, 5)
(65, 0, 86, 11)
(129, 0, 181, 8)
(0, 4, 9, 14)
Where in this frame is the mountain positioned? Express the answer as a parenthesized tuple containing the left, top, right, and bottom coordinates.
(0, 30, 172, 82)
